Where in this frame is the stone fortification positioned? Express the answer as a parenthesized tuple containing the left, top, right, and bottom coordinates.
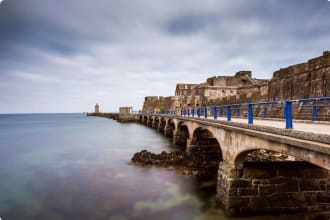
(269, 51, 330, 100)
(141, 51, 329, 112)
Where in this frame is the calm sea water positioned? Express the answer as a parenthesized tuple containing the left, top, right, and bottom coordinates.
(0, 114, 311, 220)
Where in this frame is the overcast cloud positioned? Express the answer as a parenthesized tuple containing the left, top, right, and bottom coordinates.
(0, 0, 329, 113)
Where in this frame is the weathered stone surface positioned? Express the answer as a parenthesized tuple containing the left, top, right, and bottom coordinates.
(317, 192, 330, 203)
(259, 184, 276, 195)
(269, 193, 290, 207)
(229, 179, 251, 188)
(238, 188, 258, 196)
(277, 168, 304, 178)
(304, 168, 330, 179)
(300, 179, 322, 191)
(305, 192, 318, 206)
(242, 167, 276, 179)
(277, 179, 299, 192)
(250, 196, 270, 209)
(217, 160, 330, 216)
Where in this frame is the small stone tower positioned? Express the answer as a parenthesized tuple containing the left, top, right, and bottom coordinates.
(95, 103, 100, 113)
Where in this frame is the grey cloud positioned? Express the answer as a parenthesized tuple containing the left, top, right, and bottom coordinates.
(0, 0, 329, 113)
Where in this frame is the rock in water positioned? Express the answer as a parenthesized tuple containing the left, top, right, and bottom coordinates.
(131, 149, 219, 178)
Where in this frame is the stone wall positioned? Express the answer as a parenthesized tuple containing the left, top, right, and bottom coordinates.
(217, 161, 330, 216)
(142, 96, 165, 112)
(175, 84, 198, 96)
(141, 51, 329, 113)
(268, 51, 330, 100)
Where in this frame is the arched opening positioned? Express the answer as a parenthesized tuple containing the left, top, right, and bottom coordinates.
(143, 116, 148, 125)
(175, 122, 189, 149)
(158, 118, 166, 132)
(153, 117, 160, 129)
(190, 127, 223, 177)
(165, 119, 175, 138)
(139, 115, 143, 123)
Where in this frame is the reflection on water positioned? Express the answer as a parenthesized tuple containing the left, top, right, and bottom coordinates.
(0, 114, 313, 220)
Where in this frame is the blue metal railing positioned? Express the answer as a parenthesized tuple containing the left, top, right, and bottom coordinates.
(153, 97, 330, 129)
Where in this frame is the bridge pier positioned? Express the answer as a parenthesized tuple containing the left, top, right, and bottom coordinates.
(172, 129, 179, 144)
(147, 118, 153, 127)
(164, 125, 171, 137)
(217, 161, 330, 216)
(152, 118, 159, 129)
(165, 119, 175, 138)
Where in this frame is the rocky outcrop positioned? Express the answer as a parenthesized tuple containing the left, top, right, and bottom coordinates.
(131, 150, 218, 177)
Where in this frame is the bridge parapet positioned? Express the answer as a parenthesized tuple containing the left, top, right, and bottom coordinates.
(152, 97, 330, 130)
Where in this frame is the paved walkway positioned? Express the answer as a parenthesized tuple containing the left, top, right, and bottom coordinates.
(190, 116, 330, 135)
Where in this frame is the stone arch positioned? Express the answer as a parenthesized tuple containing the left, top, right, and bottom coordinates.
(175, 122, 190, 149)
(153, 116, 160, 129)
(165, 118, 176, 138)
(139, 115, 143, 123)
(190, 127, 223, 162)
(158, 117, 167, 132)
(218, 147, 330, 215)
(143, 116, 148, 125)
(147, 115, 153, 127)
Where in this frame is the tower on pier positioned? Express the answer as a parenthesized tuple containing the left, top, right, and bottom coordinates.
(95, 103, 100, 113)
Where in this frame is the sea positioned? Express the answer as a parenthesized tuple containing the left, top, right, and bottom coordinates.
(0, 113, 317, 220)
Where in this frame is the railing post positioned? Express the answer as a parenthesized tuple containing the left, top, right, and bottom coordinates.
(237, 106, 240, 117)
(192, 108, 195, 117)
(197, 108, 201, 118)
(285, 100, 293, 129)
(312, 106, 317, 121)
(263, 106, 268, 119)
(248, 104, 253, 124)
(188, 108, 190, 117)
(227, 106, 231, 121)
(220, 108, 223, 117)
(213, 106, 218, 120)
(204, 107, 208, 119)
(181, 109, 183, 116)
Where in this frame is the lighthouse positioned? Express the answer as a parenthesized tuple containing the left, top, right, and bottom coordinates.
(95, 103, 100, 113)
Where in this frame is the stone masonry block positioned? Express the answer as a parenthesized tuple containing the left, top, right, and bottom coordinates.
(317, 192, 330, 203)
(304, 168, 330, 179)
(259, 184, 277, 195)
(277, 168, 304, 178)
(300, 179, 322, 191)
(229, 179, 252, 188)
(277, 179, 299, 192)
(239, 188, 258, 197)
(243, 167, 276, 179)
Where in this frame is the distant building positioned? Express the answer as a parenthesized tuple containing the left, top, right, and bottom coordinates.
(119, 107, 132, 114)
(95, 103, 100, 113)
(118, 107, 134, 122)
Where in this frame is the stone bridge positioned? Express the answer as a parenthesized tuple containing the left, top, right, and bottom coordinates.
(136, 113, 330, 215)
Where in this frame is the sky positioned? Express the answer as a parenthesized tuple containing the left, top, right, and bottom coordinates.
(0, 0, 329, 113)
